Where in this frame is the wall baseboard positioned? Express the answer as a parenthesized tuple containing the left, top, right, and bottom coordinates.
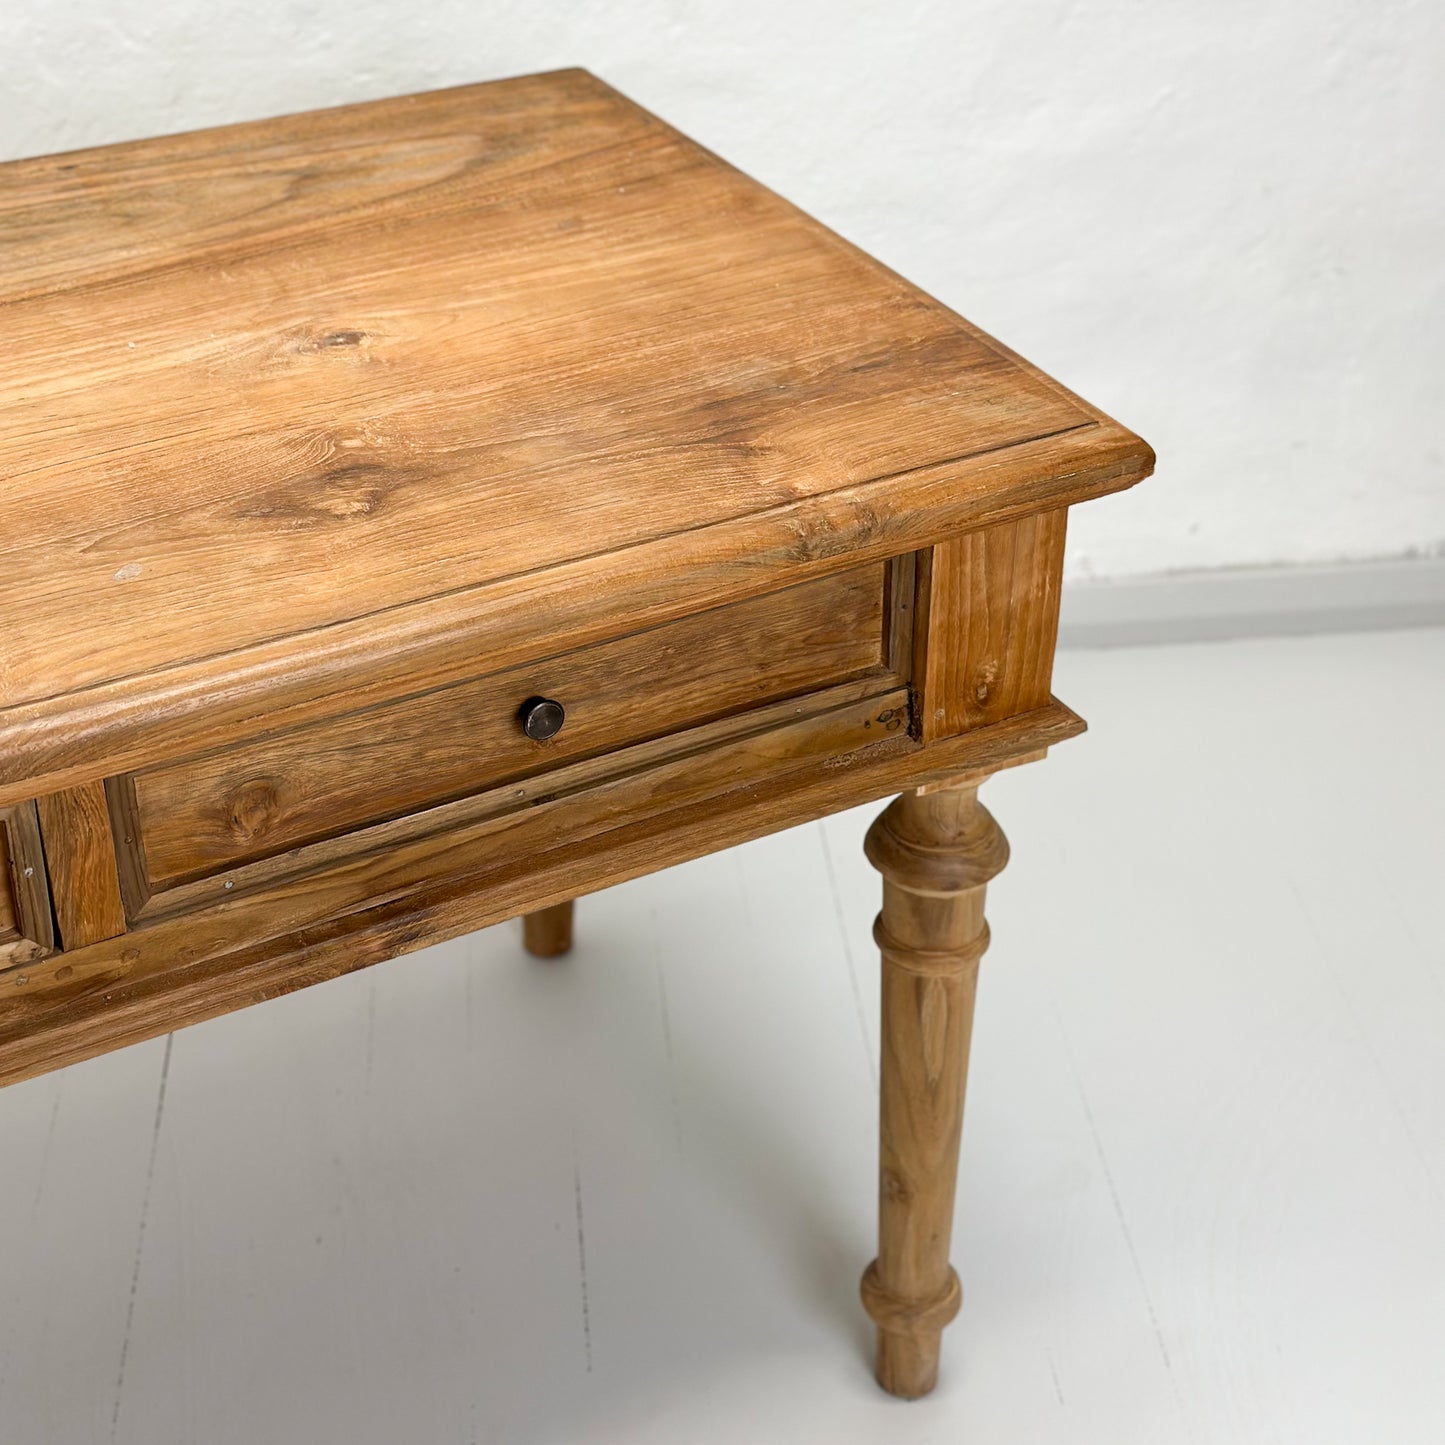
(1057, 555, 1445, 649)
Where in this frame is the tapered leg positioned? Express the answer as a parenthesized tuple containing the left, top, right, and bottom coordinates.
(522, 900, 574, 957)
(860, 777, 1009, 1398)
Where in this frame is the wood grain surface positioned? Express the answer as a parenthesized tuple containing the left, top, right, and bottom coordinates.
(0, 802, 55, 966)
(862, 781, 1009, 1396)
(0, 828, 15, 940)
(127, 563, 890, 889)
(521, 901, 575, 959)
(118, 675, 905, 922)
(34, 783, 126, 949)
(915, 510, 1068, 740)
(0, 69, 1151, 802)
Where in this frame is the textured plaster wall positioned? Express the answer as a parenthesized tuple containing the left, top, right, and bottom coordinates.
(2, 1, 1441, 581)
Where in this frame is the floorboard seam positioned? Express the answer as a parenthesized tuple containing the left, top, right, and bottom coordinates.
(110, 1032, 174, 1440)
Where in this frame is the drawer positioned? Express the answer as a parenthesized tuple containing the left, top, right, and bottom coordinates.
(111, 562, 906, 905)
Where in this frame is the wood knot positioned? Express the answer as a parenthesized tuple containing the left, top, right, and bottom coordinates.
(226, 778, 282, 841)
(313, 468, 388, 518)
(293, 328, 370, 353)
(880, 1168, 912, 1204)
(235, 463, 400, 528)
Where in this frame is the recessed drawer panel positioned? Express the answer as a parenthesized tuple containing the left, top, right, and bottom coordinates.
(120, 564, 896, 894)
(0, 803, 55, 969)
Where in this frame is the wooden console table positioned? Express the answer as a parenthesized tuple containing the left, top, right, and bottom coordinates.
(0, 70, 1151, 1399)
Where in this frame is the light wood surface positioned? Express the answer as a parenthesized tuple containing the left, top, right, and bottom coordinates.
(0, 801, 55, 967)
(861, 781, 1008, 1395)
(523, 901, 575, 959)
(0, 831, 13, 940)
(915, 510, 1067, 739)
(126, 564, 890, 889)
(0, 69, 1150, 802)
(34, 782, 127, 949)
(124, 676, 909, 923)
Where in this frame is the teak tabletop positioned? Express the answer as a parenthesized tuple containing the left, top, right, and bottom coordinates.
(0, 69, 1152, 1400)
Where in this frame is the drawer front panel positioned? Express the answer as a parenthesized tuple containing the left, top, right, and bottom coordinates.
(127, 564, 893, 891)
(0, 803, 55, 968)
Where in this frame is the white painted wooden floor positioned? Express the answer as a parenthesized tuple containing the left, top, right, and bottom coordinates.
(3, 625, 1443, 1445)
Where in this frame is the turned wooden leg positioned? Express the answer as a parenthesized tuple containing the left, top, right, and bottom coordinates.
(522, 900, 574, 958)
(860, 777, 1009, 1398)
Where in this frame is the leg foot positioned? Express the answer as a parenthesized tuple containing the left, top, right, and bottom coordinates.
(522, 900, 574, 958)
(860, 779, 1008, 1398)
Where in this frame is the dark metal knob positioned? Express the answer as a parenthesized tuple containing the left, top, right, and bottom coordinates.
(519, 696, 565, 741)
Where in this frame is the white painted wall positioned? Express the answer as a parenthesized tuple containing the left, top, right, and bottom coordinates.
(3, 1, 1441, 581)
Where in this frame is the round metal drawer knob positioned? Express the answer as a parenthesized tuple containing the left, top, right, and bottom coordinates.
(519, 695, 566, 741)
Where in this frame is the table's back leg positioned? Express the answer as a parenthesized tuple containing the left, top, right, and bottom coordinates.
(522, 901, 575, 958)
(860, 777, 1009, 1398)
